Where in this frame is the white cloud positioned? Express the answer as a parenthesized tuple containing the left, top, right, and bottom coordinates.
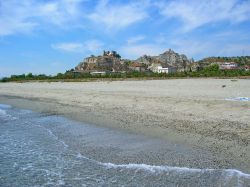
(51, 42, 84, 52)
(156, 0, 250, 31)
(51, 40, 103, 53)
(120, 43, 165, 59)
(168, 35, 250, 60)
(84, 40, 104, 52)
(127, 35, 145, 45)
(0, 0, 85, 36)
(0, 1, 37, 36)
(0, 0, 148, 36)
(88, 0, 148, 30)
(37, 0, 84, 26)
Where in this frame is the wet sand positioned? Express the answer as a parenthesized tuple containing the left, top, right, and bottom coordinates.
(0, 79, 249, 172)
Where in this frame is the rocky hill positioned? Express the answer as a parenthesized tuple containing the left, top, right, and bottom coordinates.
(134, 55, 162, 65)
(191, 56, 250, 70)
(75, 49, 193, 73)
(75, 51, 128, 72)
(135, 49, 193, 71)
(198, 56, 250, 66)
(157, 49, 192, 70)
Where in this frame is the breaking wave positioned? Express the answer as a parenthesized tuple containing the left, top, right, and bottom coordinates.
(102, 163, 250, 178)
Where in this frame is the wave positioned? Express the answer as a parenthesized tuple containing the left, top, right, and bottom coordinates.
(72, 150, 250, 180)
(36, 116, 250, 181)
(0, 108, 17, 120)
(225, 97, 250, 102)
(102, 163, 250, 178)
(0, 108, 7, 116)
(0, 104, 12, 109)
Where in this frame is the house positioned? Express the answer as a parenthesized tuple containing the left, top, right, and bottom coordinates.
(157, 66, 169, 73)
(90, 71, 107, 76)
(219, 62, 238, 70)
(129, 62, 146, 72)
(149, 63, 177, 73)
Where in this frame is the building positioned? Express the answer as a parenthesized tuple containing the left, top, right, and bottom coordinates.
(129, 62, 146, 72)
(219, 62, 238, 70)
(149, 63, 177, 73)
(90, 71, 107, 76)
(157, 66, 177, 73)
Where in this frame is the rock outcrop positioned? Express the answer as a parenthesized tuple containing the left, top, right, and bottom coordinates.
(135, 49, 193, 71)
(75, 51, 128, 72)
(156, 49, 191, 71)
(135, 55, 161, 65)
(75, 49, 193, 73)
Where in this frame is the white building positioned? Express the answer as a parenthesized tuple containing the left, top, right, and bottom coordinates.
(149, 63, 177, 73)
(219, 62, 238, 70)
(157, 66, 169, 73)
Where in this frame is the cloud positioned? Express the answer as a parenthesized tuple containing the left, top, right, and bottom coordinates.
(120, 43, 165, 59)
(51, 40, 103, 53)
(51, 42, 84, 52)
(37, 0, 84, 26)
(156, 0, 250, 31)
(0, 0, 85, 36)
(0, 1, 37, 36)
(88, 0, 148, 30)
(168, 32, 250, 60)
(84, 40, 104, 52)
(127, 35, 145, 45)
(0, 0, 148, 36)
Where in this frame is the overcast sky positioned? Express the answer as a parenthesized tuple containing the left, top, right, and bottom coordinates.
(0, 0, 250, 76)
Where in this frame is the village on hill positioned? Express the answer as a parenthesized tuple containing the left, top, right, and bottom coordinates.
(2, 49, 250, 82)
(74, 49, 250, 75)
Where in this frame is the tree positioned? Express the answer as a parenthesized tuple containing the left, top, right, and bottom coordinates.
(204, 64, 219, 72)
(26, 73, 33, 78)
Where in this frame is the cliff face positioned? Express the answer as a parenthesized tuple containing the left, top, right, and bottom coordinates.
(75, 51, 127, 72)
(135, 49, 192, 71)
(75, 49, 193, 72)
(157, 49, 190, 70)
(135, 55, 161, 65)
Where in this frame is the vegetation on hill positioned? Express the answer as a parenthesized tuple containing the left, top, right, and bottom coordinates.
(198, 56, 250, 66)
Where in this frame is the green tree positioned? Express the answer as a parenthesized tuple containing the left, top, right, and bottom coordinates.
(26, 73, 33, 78)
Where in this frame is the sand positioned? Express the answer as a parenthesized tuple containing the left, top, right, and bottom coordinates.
(0, 78, 249, 172)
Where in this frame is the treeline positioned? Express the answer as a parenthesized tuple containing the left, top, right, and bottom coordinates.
(198, 56, 250, 66)
(1, 64, 250, 82)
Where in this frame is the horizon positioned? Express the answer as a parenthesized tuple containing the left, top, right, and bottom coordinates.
(1, 0, 250, 77)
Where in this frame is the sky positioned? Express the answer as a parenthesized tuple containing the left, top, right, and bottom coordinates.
(0, 0, 250, 77)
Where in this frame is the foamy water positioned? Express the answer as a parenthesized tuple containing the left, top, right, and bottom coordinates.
(225, 97, 250, 102)
(0, 104, 249, 187)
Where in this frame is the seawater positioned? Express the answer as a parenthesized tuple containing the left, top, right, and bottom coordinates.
(0, 104, 249, 187)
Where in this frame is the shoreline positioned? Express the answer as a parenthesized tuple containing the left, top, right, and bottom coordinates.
(0, 78, 249, 172)
(1, 76, 250, 83)
(1, 104, 249, 186)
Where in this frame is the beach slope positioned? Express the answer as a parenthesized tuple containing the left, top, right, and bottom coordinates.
(0, 79, 249, 172)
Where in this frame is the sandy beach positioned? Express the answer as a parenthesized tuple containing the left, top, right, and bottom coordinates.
(0, 78, 249, 173)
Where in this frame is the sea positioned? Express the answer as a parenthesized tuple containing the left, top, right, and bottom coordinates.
(0, 104, 249, 187)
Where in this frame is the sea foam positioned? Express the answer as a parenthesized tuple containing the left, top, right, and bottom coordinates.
(225, 97, 250, 102)
(102, 162, 250, 178)
(0, 104, 12, 109)
(0, 108, 7, 116)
